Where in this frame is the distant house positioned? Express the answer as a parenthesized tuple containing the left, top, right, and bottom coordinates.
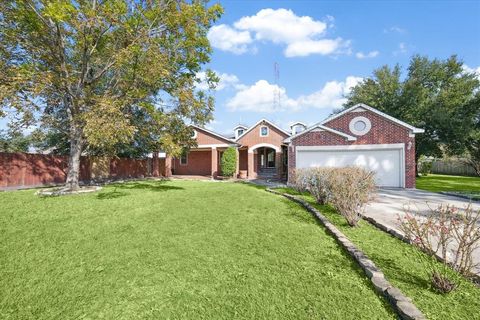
(165, 104, 424, 188)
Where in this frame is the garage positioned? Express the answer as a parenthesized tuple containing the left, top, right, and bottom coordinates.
(296, 144, 404, 187)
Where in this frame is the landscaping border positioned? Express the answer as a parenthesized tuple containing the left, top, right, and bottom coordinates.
(266, 188, 425, 320)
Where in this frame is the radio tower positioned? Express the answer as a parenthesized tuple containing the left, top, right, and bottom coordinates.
(273, 62, 281, 110)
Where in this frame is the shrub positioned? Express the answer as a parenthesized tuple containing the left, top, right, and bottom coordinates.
(307, 167, 333, 205)
(328, 167, 376, 227)
(400, 204, 480, 293)
(418, 155, 433, 176)
(221, 147, 237, 177)
(291, 168, 310, 193)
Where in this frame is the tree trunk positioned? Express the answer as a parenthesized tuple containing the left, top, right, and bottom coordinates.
(65, 125, 83, 190)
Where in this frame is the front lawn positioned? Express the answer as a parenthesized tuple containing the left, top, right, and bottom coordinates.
(0, 180, 394, 319)
(274, 188, 480, 320)
(416, 174, 480, 193)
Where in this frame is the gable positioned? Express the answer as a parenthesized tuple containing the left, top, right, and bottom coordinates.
(193, 127, 237, 146)
(237, 120, 289, 147)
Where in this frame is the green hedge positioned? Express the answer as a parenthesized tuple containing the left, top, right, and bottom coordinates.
(221, 147, 237, 177)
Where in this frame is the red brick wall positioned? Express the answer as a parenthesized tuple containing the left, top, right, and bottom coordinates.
(195, 128, 232, 145)
(289, 110, 416, 188)
(237, 121, 289, 148)
(172, 150, 212, 176)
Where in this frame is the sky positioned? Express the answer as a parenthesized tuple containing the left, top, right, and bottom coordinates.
(1, 0, 479, 137)
(201, 0, 480, 136)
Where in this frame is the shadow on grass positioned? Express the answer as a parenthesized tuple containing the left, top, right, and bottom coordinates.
(97, 181, 184, 200)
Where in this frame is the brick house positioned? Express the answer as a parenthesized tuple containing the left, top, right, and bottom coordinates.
(163, 104, 423, 188)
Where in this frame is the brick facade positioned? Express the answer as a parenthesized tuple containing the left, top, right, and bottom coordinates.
(288, 109, 416, 188)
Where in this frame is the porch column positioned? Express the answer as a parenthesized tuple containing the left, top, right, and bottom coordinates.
(152, 152, 159, 177)
(235, 148, 239, 178)
(211, 147, 218, 179)
(247, 151, 256, 179)
(164, 154, 172, 177)
(275, 151, 283, 179)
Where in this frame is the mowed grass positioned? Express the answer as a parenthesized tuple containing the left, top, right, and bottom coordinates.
(416, 174, 480, 193)
(274, 188, 480, 320)
(0, 180, 394, 320)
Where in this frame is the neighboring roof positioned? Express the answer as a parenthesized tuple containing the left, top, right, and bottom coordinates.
(235, 118, 291, 141)
(322, 103, 425, 134)
(284, 103, 424, 143)
(290, 122, 307, 128)
(233, 124, 248, 130)
(191, 125, 239, 145)
(284, 124, 357, 143)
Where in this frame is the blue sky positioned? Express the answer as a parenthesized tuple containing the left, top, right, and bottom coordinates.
(1, 1, 479, 137)
(202, 0, 480, 135)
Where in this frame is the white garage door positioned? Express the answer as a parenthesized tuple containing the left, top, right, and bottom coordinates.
(296, 146, 404, 187)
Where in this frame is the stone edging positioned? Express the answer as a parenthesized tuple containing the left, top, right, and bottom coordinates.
(265, 188, 426, 320)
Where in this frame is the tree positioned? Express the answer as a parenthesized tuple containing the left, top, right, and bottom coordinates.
(0, 0, 222, 190)
(346, 55, 480, 162)
(463, 94, 480, 176)
(0, 130, 32, 152)
(220, 147, 236, 177)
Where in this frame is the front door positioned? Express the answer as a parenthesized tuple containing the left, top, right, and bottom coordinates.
(266, 149, 275, 168)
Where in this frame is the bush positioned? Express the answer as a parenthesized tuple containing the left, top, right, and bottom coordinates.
(418, 155, 433, 176)
(328, 167, 376, 227)
(400, 204, 480, 293)
(292, 167, 376, 225)
(221, 147, 237, 177)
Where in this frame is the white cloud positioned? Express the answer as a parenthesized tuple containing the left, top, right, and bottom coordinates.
(384, 26, 406, 34)
(226, 76, 362, 113)
(393, 42, 408, 56)
(297, 76, 363, 109)
(234, 8, 327, 44)
(196, 71, 245, 91)
(226, 80, 299, 113)
(355, 50, 379, 59)
(207, 24, 253, 54)
(285, 38, 350, 57)
(209, 8, 350, 57)
(463, 65, 480, 79)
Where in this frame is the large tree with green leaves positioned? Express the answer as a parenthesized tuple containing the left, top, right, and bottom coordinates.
(0, 0, 222, 190)
(346, 55, 480, 162)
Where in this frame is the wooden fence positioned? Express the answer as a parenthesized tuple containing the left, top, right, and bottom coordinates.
(0, 152, 167, 190)
(431, 159, 477, 177)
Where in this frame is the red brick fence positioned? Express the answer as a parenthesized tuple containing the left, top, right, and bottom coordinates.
(0, 152, 169, 190)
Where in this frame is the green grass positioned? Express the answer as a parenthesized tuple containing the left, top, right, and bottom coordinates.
(416, 174, 480, 193)
(0, 180, 395, 320)
(273, 187, 480, 320)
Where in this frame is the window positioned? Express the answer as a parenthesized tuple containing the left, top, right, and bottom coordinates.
(260, 126, 269, 137)
(294, 126, 304, 134)
(180, 152, 188, 165)
(349, 116, 372, 136)
(237, 129, 244, 137)
(191, 130, 197, 139)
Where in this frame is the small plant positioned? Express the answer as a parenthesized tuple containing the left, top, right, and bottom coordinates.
(328, 167, 376, 227)
(418, 155, 433, 176)
(221, 147, 237, 177)
(400, 204, 480, 293)
(291, 168, 310, 193)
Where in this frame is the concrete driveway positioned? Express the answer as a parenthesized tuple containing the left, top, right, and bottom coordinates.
(365, 188, 480, 275)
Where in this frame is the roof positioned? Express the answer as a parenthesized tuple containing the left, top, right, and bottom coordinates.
(235, 118, 290, 141)
(284, 124, 357, 143)
(191, 125, 239, 145)
(290, 122, 307, 128)
(233, 124, 248, 130)
(322, 103, 425, 133)
(284, 103, 424, 143)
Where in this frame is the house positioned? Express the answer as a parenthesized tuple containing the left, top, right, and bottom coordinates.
(164, 104, 424, 188)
